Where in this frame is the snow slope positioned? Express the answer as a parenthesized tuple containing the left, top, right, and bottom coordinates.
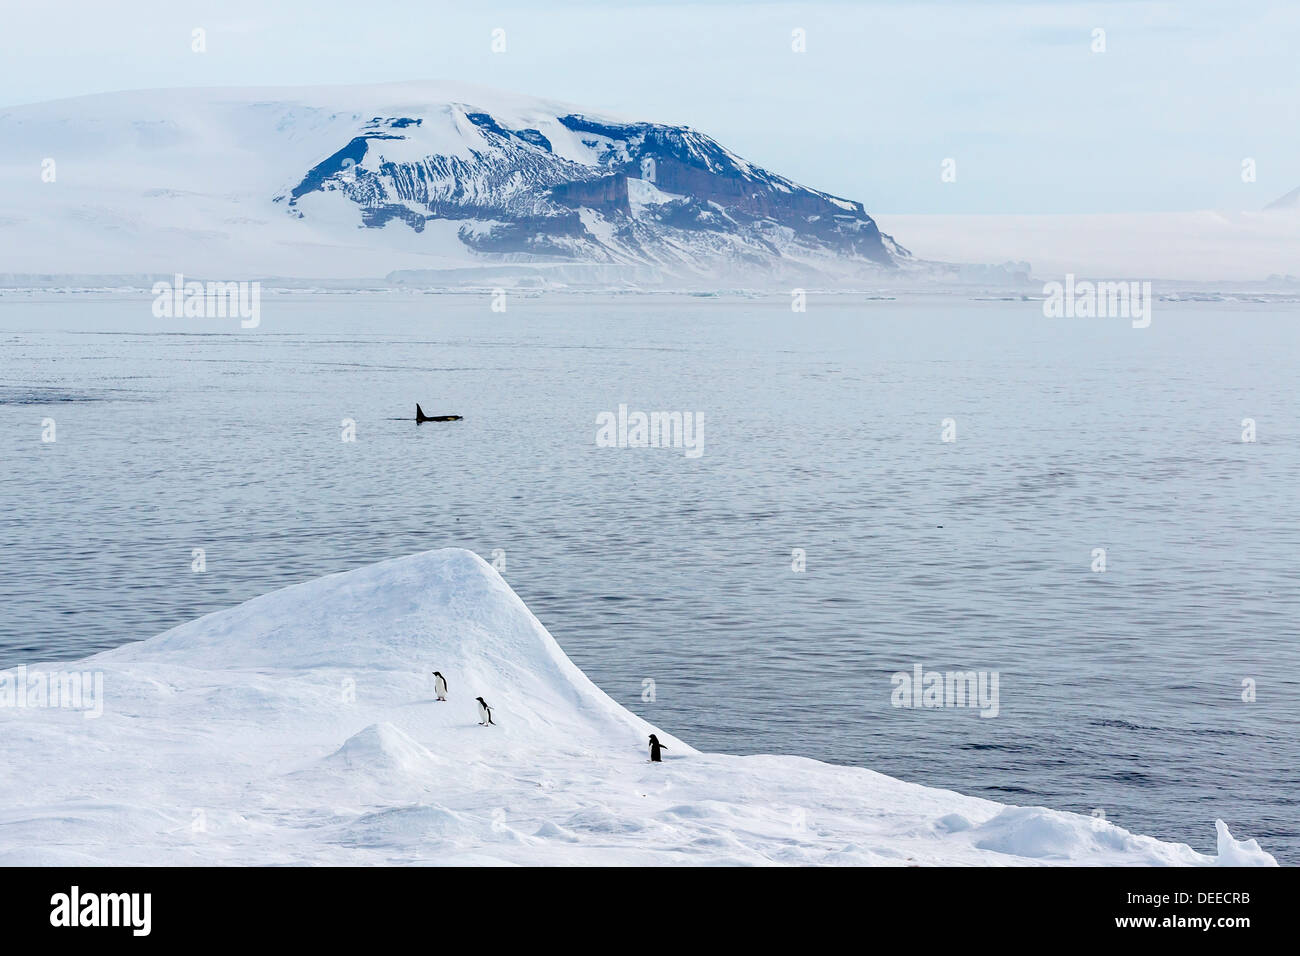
(0, 549, 1276, 865)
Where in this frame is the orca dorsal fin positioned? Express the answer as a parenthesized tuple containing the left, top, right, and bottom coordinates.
(416, 403, 428, 422)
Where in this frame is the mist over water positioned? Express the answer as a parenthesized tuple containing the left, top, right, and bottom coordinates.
(2, 291, 1297, 860)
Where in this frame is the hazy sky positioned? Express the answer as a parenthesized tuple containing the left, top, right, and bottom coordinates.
(2, 0, 1295, 214)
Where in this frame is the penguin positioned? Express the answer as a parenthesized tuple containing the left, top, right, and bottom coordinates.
(648, 734, 666, 762)
(432, 671, 448, 701)
(476, 696, 495, 726)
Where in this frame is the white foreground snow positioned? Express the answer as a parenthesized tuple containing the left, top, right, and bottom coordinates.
(0, 550, 1276, 866)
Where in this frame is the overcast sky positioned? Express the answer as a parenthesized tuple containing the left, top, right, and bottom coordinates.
(2, 0, 1295, 214)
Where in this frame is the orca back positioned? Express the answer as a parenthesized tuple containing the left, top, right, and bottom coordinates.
(416, 404, 461, 423)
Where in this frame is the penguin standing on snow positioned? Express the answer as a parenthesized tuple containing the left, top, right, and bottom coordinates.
(476, 696, 495, 726)
(432, 671, 448, 702)
(648, 734, 666, 762)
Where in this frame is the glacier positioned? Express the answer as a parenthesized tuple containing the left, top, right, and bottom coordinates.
(0, 549, 1275, 866)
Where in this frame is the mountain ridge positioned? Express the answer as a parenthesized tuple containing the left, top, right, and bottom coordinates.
(0, 81, 909, 286)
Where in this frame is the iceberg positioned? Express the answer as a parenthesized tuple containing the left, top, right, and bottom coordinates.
(0, 549, 1276, 866)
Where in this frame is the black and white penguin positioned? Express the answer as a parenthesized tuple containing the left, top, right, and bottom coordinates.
(476, 696, 495, 726)
(648, 734, 666, 762)
(432, 671, 448, 701)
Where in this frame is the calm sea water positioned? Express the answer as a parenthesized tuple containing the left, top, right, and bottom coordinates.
(2, 291, 1297, 861)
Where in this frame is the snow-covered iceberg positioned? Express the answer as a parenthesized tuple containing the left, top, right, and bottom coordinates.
(0, 549, 1276, 866)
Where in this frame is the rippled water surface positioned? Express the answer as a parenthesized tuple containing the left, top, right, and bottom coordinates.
(2, 291, 1297, 861)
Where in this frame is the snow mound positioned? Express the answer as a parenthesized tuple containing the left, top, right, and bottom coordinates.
(0, 549, 1277, 866)
(341, 805, 477, 849)
(137, 547, 676, 751)
(974, 806, 1156, 860)
(322, 723, 447, 778)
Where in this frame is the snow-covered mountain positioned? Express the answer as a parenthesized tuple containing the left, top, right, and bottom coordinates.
(0, 549, 1275, 865)
(0, 82, 908, 286)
